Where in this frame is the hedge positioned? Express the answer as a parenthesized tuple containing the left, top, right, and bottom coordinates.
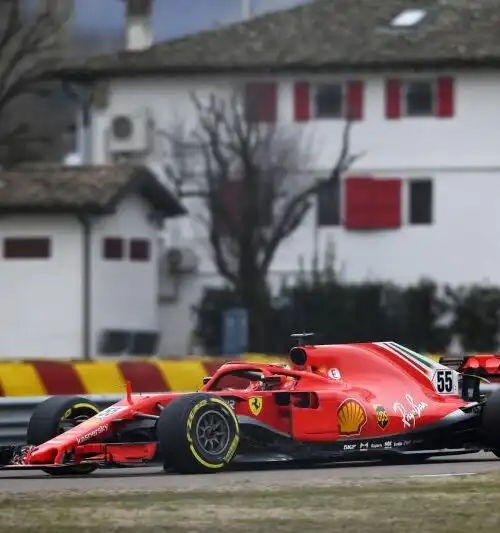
(193, 278, 500, 355)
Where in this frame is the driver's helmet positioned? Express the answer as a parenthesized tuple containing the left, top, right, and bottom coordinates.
(246, 380, 264, 391)
(312, 366, 342, 380)
(245, 374, 289, 391)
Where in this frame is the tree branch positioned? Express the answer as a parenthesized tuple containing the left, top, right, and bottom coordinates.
(165, 88, 363, 288)
(260, 119, 363, 273)
(0, 0, 70, 164)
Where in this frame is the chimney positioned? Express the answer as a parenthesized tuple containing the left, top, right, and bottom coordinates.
(123, 0, 153, 51)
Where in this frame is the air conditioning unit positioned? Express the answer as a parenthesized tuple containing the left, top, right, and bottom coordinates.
(165, 247, 199, 274)
(107, 109, 154, 153)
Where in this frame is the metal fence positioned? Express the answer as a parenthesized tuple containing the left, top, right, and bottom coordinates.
(0, 395, 121, 445)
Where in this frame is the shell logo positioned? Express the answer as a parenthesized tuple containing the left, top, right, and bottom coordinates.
(337, 398, 367, 436)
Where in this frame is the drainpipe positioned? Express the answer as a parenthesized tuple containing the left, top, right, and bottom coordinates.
(80, 104, 92, 163)
(78, 215, 92, 360)
(63, 81, 94, 360)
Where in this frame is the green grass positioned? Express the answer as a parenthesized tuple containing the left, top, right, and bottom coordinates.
(1, 473, 500, 533)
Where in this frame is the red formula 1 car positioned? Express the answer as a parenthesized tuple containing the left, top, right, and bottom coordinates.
(2, 334, 500, 475)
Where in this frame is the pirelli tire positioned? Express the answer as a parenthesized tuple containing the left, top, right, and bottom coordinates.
(157, 393, 240, 474)
(27, 395, 101, 476)
(481, 389, 500, 457)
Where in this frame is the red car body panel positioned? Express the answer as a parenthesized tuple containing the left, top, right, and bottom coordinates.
(461, 354, 500, 381)
(9, 341, 500, 469)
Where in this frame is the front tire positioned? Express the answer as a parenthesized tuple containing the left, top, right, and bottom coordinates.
(157, 393, 239, 474)
(27, 396, 100, 476)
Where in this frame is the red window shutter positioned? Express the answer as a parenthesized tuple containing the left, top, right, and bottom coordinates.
(372, 179, 401, 228)
(437, 77, 454, 118)
(215, 181, 242, 234)
(346, 81, 364, 120)
(294, 82, 310, 121)
(344, 176, 374, 229)
(263, 82, 277, 122)
(245, 82, 277, 122)
(385, 79, 401, 119)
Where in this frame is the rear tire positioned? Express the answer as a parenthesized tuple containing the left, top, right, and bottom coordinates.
(481, 389, 500, 454)
(27, 396, 100, 476)
(157, 393, 239, 474)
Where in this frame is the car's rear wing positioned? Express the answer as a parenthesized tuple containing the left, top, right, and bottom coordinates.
(440, 353, 500, 382)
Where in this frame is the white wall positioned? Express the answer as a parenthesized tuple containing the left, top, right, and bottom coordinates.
(316, 170, 500, 286)
(90, 71, 500, 278)
(91, 70, 500, 170)
(158, 272, 221, 356)
(0, 216, 83, 359)
(90, 194, 161, 357)
(89, 70, 500, 354)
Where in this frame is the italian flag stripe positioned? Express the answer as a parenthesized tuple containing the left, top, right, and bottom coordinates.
(375, 342, 428, 377)
(383, 342, 435, 373)
(387, 342, 435, 369)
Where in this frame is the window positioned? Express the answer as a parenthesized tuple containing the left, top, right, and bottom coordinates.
(317, 178, 341, 226)
(213, 175, 274, 235)
(390, 9, 427, 27)
(295, 81, 364, 121)
(130, 331, 159, 355)
(245, 82, 277, 123)
(99, 330, 129, 354)
(314, 84, 344, 118)
(386, 78, 454, 119)
(130, 239, 151, 261)
(98, 330, 159, 355)
(103, 237, 124, 260)
(3, 238, 51, 259)
(405, 80, 435, 116)
(214, 179, 273, 232)
(409, 179, 433, 224)
(172, 141, 203, 182)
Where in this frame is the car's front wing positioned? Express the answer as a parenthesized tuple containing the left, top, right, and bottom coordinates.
(0, 442, 158, 469)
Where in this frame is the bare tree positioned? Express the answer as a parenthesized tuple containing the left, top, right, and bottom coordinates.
(0, 0, 72, 166)
(166, 88, 361, 351)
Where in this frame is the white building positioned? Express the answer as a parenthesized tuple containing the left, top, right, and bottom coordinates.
(0, 164, 185, 359)
(50, 0, 500, 355)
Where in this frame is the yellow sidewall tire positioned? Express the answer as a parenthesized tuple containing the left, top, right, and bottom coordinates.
(27, 395, 101, 476)
(157, 393, 239, 474)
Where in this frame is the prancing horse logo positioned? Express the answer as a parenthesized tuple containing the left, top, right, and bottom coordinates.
(248, 396, 263, 416)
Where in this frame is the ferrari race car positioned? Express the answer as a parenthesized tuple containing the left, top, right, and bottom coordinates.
(2, 334, 500, 475)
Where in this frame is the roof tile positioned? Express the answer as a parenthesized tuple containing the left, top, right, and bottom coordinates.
(51, 0, 500, 78)
(0, 164, 185, 216)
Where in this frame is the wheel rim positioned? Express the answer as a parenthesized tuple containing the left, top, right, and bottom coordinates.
(57, 410, 97, 434)
(194, 409, 231, 456)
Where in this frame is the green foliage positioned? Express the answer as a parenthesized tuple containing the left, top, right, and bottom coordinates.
(443, 284, 500, 352)
(194, 277, 500, 355)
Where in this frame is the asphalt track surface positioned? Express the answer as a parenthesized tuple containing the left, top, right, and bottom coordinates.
(0, 452, 498, 493)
